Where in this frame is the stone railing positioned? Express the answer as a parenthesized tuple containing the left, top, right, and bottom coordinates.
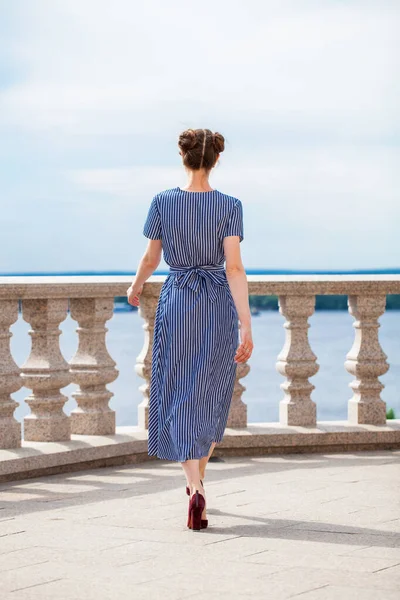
(0, 275, 399, 480)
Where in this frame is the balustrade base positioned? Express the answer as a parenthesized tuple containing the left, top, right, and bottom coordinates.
(348, 399, 387, 425)
(0, 421, 21, 449)
(70, 411, 116, 436)
(279, 400, 317, 426)
(1, 421, 399, 483)
(137, 401, 149, 430)
(226, 401, 247, 428)
(24, 415, 71, 442)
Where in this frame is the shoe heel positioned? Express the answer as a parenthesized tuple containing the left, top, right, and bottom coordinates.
(188, 490, 205, 531)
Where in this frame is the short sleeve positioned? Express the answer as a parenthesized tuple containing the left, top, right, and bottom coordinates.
(143, 196, 162, 240)
(224, 199, 244, 242)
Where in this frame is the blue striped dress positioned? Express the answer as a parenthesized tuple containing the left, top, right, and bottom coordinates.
(142, 186, 244, 462)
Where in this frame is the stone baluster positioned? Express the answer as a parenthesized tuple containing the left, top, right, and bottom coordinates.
(21, 299, 71, 441)
(276, 295, 319, 426)
(227, 361, 249, 428)
(0, 300, 22, 448)
(136, 286, 160, 429)
(69, 298, 118, 435)
(345, 295, 389, 425)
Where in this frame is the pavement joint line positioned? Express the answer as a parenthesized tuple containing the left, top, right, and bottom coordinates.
(320, 497, 348, 504)
(117, 557, 157, 567)
(97, 541, 142, 552)
(0, 559, 49, 574)
(0, 530, 25, 538)
(380, 518, 400, 524)
(288, 584, 330, 598)
(242, 549, 270, 558)
(0, 546, 37, 557)
(204, 535, 243, 546)
(215, 490, 246, 497)
(11, 577, 64, 593)
(372, 561, 400, 574)
(339, 545, 374, 555)
(292, 529, 358, 535)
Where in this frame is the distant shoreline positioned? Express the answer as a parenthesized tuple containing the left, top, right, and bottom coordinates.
(2, 268, 400, 277)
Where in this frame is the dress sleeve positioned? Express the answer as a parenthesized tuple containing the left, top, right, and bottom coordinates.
(223, 199, 244, 242)
(143, 196, 162, 240)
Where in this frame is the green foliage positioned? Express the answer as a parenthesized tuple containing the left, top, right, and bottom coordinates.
(386, 295, 400, 310)
(315, 295, 348, 310)
(386, 408, 396, 420)
(249, 295, 279, 310)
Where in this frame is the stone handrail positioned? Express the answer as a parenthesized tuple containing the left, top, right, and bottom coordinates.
(0, 274, 399, 451)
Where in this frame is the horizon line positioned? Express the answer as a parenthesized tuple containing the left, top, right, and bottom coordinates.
(1, 267, 400, 277)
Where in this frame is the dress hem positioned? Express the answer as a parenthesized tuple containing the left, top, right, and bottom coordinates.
(148, 451, 213, 462)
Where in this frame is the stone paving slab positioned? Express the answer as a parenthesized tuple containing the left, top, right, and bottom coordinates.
(0, 451, 399, 599)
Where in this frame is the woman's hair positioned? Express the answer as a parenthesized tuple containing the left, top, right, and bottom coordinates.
(178, 128, 225, 171)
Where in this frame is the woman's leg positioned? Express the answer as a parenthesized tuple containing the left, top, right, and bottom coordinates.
(199, 441, 216, 481)
(181, 458, 207, 522)
(181, 459, 204, 496)
(195, 441, 216, 519)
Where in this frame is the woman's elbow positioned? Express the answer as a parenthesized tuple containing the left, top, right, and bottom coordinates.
(144, 253, 160, 270)
(225, 263, 245, 277)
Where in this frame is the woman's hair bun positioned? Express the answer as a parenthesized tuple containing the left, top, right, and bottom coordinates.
(178, 128, 225, 171)
(178, 129, 197, 152)
(213, 132, 225, 154)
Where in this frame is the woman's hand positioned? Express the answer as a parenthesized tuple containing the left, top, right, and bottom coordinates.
(234, 323, 254, 364)
(127, 284, 143, 307)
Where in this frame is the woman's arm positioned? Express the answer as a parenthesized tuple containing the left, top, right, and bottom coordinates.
(127, 239, 162, 306)
(223, 236, 253, 363)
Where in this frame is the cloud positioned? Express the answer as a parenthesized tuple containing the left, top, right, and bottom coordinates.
(0, 0, 398, 273)
(1, 0, 397, 137)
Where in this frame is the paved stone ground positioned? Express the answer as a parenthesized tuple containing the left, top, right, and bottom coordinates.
(0, 451, 399, 600)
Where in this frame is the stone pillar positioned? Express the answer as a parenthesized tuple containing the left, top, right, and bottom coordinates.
(0, 300, 22, 448)
(135, 286, 160, 429)
(21, 299, 71, 441)
(69, 298, 118, 435)
(276, 295, 319, 426)
(345, 295, 388, 425)
(227, 361, 249, 428)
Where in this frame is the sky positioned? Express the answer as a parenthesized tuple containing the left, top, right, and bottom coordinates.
(0, 0, 398, 274)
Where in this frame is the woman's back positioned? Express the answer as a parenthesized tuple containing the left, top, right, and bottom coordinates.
(127, 127, 253, 511)
(143, 187, 244, 268)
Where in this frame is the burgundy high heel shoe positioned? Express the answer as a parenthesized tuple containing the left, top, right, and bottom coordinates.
(187, 490, 206, 531)
(186, 480, 208, 528)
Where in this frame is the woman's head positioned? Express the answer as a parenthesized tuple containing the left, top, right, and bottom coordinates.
(178, 128, 225, 171)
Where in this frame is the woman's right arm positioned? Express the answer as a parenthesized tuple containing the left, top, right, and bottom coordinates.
(224, 236, 254, 364)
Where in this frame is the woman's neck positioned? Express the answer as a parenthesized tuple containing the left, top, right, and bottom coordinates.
(182, 169, 214, 192)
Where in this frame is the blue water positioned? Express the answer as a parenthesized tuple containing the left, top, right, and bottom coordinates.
(10, 309, 399, 429)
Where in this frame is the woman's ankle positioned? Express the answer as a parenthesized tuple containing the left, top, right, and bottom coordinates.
(189, 481, 205, 495)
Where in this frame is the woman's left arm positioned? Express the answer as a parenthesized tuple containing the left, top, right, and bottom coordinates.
(127, 239, 162, 306)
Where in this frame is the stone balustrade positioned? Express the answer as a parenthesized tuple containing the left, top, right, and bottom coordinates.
(0, 274, 399, 480)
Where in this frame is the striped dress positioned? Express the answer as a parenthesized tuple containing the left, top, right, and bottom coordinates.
(143, 186, 244, 462)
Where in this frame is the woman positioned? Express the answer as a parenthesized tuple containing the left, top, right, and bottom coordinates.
(127, 128, 253, 530)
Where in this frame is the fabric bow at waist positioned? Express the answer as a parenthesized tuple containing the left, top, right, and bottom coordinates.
(169, 265, 227, 303)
